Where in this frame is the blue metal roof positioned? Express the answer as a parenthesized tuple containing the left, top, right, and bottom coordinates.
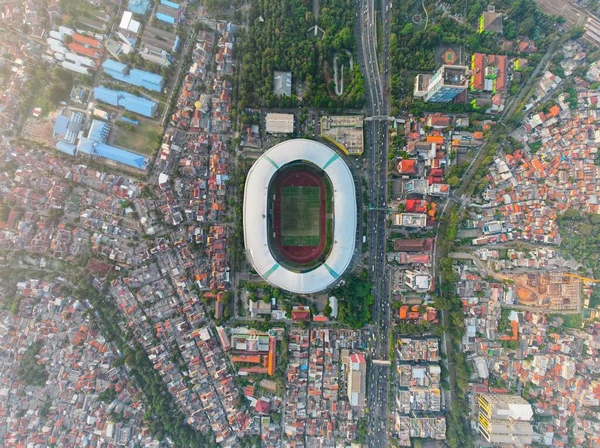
(156, 12, 176, 24)
(76, 134, 149, 169)
(94, 86, 121, 106)
(127, 0, 150, 15)
(56, 140, 77, 156)
(102, 59, 164, 92)
(87, 119, 111, 143)
(53, 115, 69, 136)
(94, 86, 157, 118)
(160, 0, 180, 9)
(102, 58, 127, 74)
(94, 143, 148, 169)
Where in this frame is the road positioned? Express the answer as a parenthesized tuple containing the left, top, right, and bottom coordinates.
(356, 0, 392, 446)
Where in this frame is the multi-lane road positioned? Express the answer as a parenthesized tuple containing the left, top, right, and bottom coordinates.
(356, 0, 392, 446)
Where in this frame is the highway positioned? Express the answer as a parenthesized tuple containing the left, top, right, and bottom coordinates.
(356, 0, 392, 446)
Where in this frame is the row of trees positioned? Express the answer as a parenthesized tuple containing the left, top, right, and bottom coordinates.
(74, 276, 215, 446)
(20, 64, 74, 119)
(434, 209, 474, 447)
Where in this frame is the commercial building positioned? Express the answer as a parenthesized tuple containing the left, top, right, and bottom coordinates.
(140, 25, 179, 66)
(478, 394, 534, 445)
(395, 213, 428, 228)
(404, 270, 432, 292)
(320, 115, 364, 155)
(118, 11, 141, 46)
(414, 65, 469, 103)
(393, 238, 434, 253)
(428, 183, 450, 196)
(47, 27, 103, 75)
(102, 59, 164, 92)
(94, 86, 157, 118)
(78, 120, 149, 170)
(265, 113, 294, 134)
(346, 353, 366, 408)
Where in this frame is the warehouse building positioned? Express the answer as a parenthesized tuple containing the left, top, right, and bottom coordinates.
(155, 0, 183, 25)
(94, 86, 157, 118)
(102, 59, 164, 92)
(53, 111, 149, 170)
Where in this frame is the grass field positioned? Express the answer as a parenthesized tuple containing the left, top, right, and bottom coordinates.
(112, 120, 162, 157)
(281, 186, 321, 246)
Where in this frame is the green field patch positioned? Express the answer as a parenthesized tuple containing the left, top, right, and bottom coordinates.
(112, 120, 162, 157)
(281, 186, 321, 246)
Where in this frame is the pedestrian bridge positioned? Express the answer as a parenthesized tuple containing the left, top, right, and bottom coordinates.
(372, 359, 391, 366)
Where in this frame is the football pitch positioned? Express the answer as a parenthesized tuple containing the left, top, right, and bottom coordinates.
(280, 186, 321, 246)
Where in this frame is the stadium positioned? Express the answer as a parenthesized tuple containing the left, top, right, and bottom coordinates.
(243, 139, 356, 294)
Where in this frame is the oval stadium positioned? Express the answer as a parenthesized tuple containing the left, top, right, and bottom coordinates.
(243, 139, 356, 294)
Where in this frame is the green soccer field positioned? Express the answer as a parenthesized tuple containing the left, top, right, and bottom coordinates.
(280, 186, 321, 246)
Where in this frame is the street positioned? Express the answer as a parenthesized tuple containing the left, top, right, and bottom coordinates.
(356, 0, 392, 445)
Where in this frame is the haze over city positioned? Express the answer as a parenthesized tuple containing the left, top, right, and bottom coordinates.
(0, 0, 599, 447)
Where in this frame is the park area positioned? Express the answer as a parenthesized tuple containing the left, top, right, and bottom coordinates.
(280, 186, 321, 246)
(111, 120, 163, 157)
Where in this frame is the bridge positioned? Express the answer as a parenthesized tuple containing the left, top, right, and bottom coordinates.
(364, 115, 397, 122)
(372, 359, 392, 366)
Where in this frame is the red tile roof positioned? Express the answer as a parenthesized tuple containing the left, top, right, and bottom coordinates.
(398, 159, 417, 174)
(472, 53, 485, 90)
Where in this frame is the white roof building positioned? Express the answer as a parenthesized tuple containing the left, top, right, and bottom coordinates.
(265, 113, 294, 134)
(405, 270, 432, 292)
(243, 139, 356, 294)
(119, 11, 141, 34)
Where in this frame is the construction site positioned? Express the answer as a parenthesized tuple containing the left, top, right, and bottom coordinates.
(504, 271, 581, 311)
(320, 115, 364, 155)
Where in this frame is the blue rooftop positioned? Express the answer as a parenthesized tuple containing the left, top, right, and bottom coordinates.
(87, 119, 111, 143)
(76, 120, 150, 169)
(127, 0, 150, 15)
(94, 143, 148, 169)
(94, 86, 157, 118)
(156, 12, 176, 24)
(102, 59, 164, 92)
(56, 140, 77, 156)
(160, 0, 180, 9)
(53, 115, 69, 136)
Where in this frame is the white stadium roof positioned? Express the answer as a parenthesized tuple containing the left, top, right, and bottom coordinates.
(243, 139, 356, 294)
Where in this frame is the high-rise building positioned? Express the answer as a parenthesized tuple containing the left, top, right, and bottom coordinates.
(414, 65, 469, 103)
(347, 353, 366, 408)
(478, 394, 534, 445)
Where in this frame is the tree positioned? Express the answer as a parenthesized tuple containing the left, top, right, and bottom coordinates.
(18, 341, 49, 387)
